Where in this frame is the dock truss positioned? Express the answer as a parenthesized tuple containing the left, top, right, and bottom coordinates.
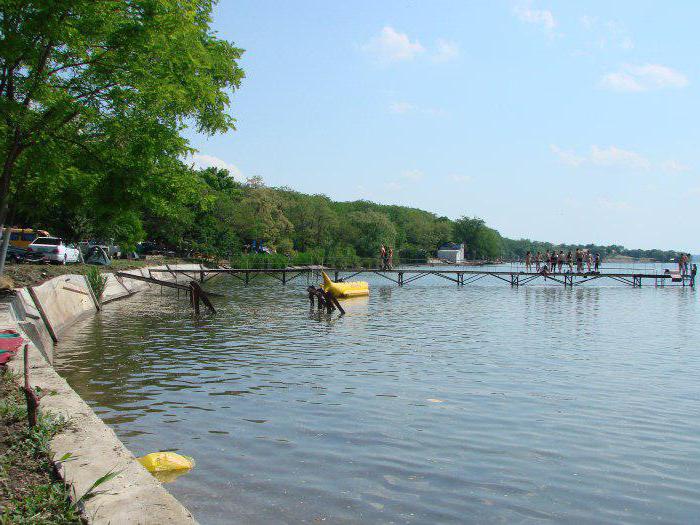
(149, 267, 695, 288)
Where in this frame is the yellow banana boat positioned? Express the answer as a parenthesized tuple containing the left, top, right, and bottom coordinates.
(322, 271, 369, 298)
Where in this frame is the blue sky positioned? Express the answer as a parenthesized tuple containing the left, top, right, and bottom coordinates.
(185, 1, 699, 252)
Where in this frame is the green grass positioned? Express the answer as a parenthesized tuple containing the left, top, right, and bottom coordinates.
(0, 372, 81, 525)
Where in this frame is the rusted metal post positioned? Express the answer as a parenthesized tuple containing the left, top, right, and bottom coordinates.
(190, 281, 200, 315)
(23, 345, 39, 428)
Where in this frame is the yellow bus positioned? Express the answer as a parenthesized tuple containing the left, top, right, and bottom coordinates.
(8, 228, 51, 249)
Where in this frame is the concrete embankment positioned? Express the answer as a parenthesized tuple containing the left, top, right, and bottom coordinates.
(3, 264, 207, 524)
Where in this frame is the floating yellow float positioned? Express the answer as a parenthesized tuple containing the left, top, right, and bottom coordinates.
(138, 452, 194, 483)
(322, 271, 369, 298)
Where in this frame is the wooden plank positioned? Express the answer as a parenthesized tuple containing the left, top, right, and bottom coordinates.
(115, 271, 190, 291)
(27, 286, 58, 343)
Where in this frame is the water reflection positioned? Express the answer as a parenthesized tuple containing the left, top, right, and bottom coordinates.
(55, 270, 700, 524)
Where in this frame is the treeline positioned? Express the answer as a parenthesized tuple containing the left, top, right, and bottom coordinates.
(16, 163, 679, 264)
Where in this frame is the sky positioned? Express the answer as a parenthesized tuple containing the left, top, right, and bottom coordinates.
(185, 1, 700, 252)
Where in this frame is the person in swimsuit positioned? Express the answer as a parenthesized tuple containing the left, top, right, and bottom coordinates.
(594, 252, 601, 272)
(550, 251, 558, 273)
(525, 251, 532, 272)
(586, 252, 592, 272)
(679, 253, 686, 276)
(567, 251, 573, 272)
(558, 251, 564, 273)
(544, 251, 550, 271)
(575, 249, 583, 273)
(380, 244, 386, 270)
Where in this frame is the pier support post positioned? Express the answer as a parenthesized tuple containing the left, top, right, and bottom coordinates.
(282, 271, 286, 285)
(510, 274, 519, 287)
(398, 272, 404, 286)
(245, 271, 249, 286)
(334, 271, 339, 282)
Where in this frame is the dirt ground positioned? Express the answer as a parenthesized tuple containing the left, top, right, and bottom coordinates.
(2, 256, 192, 288)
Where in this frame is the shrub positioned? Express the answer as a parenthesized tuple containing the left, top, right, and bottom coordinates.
(85, 266, 107, 301)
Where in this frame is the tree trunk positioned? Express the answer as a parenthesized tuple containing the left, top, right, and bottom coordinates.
(0, 205, 16, 275)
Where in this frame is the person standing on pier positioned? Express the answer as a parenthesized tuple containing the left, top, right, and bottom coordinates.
(380, 244, 387, 270)
(544, 250, 551, 271)
(594, 252, 601, 272)
(586, 252, 593, 273)
(567, 251, 573, 272)
(575, 249, 583, 273)
(550, 251, 558, 273)
(558, 251, 564, 273)
(388, 247, 394, 270)
(679, 253, 686, 276)
(525, 251, 532, 272)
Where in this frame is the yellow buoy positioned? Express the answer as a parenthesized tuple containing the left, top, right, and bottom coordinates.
(138, 452, 194, 483)
(322, 271, 369, 298)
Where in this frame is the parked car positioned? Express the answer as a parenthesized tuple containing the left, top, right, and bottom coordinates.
(27, 237, 81, 264)
(4, 246, 27, 263)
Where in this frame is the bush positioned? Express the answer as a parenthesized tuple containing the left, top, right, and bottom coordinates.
(85, 266, 107, 301)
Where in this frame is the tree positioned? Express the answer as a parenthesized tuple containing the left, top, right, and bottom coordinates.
(345, 210, 397, 258)
(0, 0, 244, 270)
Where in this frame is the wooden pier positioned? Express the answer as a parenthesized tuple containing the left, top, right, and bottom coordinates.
(148, 267, 695, 288)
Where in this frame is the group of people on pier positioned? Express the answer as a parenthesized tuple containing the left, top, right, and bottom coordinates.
(380, 244, 394, 270)
(524, 249, 600, 274)
(678, 253, 694, 276)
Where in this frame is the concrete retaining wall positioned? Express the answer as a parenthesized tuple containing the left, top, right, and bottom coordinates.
(3, 263, 205, 524)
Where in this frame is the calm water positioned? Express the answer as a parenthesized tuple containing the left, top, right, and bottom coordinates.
(55, 266, 700, 524)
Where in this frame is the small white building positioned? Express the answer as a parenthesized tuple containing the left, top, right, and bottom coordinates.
(437, 242, 465, 263)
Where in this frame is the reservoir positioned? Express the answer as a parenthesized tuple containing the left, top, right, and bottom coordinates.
(55, 266, 700, 524)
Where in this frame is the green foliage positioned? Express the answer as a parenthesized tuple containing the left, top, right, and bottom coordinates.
(1, 0, 245, 251)
(85, 267, 107, 301)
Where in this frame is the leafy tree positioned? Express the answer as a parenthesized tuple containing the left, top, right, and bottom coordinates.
(0, 0, 244, 269)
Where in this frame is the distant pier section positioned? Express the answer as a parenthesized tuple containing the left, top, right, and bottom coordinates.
(148, 266, 695, 288)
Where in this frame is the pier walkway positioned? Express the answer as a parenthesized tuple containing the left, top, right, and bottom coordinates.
(148, 267, 695, 288)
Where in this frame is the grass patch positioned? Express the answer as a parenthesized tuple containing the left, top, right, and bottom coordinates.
(0, 371, 81, 524)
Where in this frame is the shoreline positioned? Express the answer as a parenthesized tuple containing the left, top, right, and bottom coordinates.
(2, 264, 205, 524)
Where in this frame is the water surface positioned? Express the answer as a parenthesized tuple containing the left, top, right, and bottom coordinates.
(55, 267, 700, 524)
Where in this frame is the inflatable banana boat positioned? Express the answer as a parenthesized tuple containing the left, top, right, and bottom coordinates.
(322, 271, 369, 298)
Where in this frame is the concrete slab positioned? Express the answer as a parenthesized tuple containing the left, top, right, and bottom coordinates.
(101, 273, 132, 304)
(29, 274, 97, 338)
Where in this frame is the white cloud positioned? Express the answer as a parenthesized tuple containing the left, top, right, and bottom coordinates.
(389, 101, 414, 114)
(384, 181, 404, 191)
(401, 169, 424, 181)
(450, 174, 472, 183)
(600, 64, 688, 92)
(388, 101, 446, 117)
(550, 145, 585, 167)
(433, 39, 460, 62)
(513, 2, 557, 35)
(597, 197, 632, 211)
(363, 26, 424, 63)
(551, 144, 652, 170)
(590, 145, 651, 169)
(190, 153, 242, 180)
(661, 160, 691, 173)
(580, 17, 634, 51)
